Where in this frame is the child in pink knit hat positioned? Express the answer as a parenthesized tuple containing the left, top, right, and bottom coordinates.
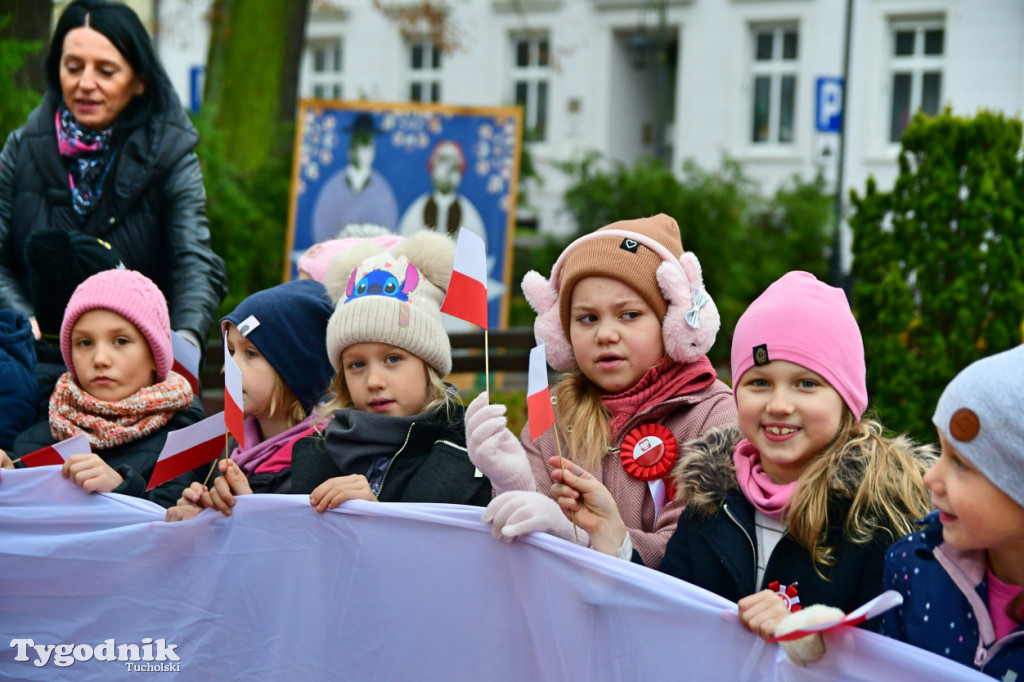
(5, 269, 205, 508)
(558, 271, 935, 663)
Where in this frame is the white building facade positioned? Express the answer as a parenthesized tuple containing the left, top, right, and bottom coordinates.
(156, 0, 1024, 260)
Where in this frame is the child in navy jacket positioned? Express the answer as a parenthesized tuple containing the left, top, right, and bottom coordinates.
(882, 346, 1024, 680)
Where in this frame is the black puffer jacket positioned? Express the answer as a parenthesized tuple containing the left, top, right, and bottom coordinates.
(659, 424, 935, 629)
(252, 403, 492, 507)
(0, 91, 227, 342)
(12, 395, 208, 509)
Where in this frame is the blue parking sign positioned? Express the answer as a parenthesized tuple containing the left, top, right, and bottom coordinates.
(816, 77, 843, 133)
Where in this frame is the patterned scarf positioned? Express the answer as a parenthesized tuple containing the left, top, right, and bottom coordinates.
(55, 104, 116, 218)
(49, 371, 193, 450)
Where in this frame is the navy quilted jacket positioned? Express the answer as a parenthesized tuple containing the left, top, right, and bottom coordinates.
(882, 512, 1024, 679)
(0, 309, 38, 449)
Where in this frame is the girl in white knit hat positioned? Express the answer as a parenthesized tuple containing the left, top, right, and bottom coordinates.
(290, 230, 491, 509)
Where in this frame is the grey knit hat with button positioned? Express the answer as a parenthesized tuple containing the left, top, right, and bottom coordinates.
(933, 344, 1024, 507)
(324, 230, 455, 377)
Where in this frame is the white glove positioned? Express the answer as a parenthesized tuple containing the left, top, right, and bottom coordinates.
(774, 604, 845, 666)
(482, 490, 589, 546)
(465, 392, 536, 494)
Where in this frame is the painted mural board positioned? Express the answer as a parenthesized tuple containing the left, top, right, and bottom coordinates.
(286, 100, 523, 329)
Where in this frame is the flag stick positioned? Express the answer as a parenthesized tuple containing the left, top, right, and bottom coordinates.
(484, 329, 490, 395)
(10, 456, 21, 465)
(201, 432, 229, 487)
(551, 407, 578, 543)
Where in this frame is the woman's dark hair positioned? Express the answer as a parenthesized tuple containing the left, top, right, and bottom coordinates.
(45, 0, 177, 131)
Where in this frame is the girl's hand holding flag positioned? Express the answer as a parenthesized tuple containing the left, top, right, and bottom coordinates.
(199, 458, 252, 516)
(549, 457, 629, 557)
(472, 341, 586, 545)
(465, 392, 536, 495)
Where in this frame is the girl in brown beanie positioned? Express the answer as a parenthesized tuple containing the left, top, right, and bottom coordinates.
(466, 214, 736, 566)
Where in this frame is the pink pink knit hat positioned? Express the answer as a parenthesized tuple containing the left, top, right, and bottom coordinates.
(730, 271, 867, 419)
(60, 269, 173, 382)
(299, 234, 405, 284)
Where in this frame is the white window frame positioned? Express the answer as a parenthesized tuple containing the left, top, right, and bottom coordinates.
(510, 32, 550, 142)
(888, 18, 945, 144)
(749, 23, 799, 146)
(305, 37, 344, 100)
(407, 37, 442, 103)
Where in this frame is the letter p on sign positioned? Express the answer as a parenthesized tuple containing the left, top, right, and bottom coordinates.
(816, 77, 844, 133)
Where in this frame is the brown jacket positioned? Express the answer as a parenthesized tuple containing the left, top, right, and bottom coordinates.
(520, 378, 736, 567)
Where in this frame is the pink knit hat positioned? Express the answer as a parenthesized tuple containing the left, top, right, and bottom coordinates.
(730, 271, 867, 419)
(60, 269, 173, 382)
(299, 233, 405, 283)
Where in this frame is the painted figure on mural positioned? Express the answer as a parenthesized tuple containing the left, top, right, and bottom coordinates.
(312, 113, 399, 242)
(398, 139, 486, 245)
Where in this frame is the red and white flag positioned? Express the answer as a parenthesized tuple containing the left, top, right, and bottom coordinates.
(527, 342, 556, 441)
(766, 590, 904, 642)
(147, 412, 226, 491)
(17, 434, 92, 468)
(171, 330, 201, 395)
(223, 335, 245, 449)
(440, 228, 488, 330)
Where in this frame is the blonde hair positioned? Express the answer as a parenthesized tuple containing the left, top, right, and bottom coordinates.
(553, 372, 611, 471)
(267, 374, 308, 429)
(316, 363, 453, 424)
(784, 411, 933, 573)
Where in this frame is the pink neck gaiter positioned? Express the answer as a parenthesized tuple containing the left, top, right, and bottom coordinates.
(732, 439, 798, 520)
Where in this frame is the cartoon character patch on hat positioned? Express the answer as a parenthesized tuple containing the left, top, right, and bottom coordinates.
(324, 230, 457, 377)
(345, 261, 419, 303)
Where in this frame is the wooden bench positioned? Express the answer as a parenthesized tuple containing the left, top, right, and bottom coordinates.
(198, 327, 536, 414)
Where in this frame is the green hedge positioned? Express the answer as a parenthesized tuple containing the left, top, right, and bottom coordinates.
(191, 111, 293, 325)
(849, 109, 1024, 440)
(0, 16, 43, 144)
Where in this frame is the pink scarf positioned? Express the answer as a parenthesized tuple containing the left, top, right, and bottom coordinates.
(602, 356, 716, 437)
(732, 439, 798, 520)
(231, 414, 323, 477)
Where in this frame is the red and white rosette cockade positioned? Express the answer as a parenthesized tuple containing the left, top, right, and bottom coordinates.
(619, 424, 678, 518)
(768, 580, 802, 613)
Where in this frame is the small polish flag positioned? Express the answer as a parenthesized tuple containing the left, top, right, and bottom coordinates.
(527, 342, 556, 441)
(223, 335, 245, 449)
(766, 590, 904, 642)
(171, 330, 201, 395)
(440, 228, 488, 330)
(18, 433, 92, 468)
(147, 412, 226, 491)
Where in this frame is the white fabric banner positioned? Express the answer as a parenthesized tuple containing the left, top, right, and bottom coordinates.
(0, 467, 988, 681)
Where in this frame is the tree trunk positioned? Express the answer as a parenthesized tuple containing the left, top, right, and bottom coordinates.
(1, 0, 51, 93)
(203, 0, 311, 174)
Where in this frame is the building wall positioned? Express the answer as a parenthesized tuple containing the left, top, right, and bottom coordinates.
(155, 0, 1024, 251)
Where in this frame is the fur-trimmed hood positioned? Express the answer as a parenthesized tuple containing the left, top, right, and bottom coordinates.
(671, 424, 937, 518)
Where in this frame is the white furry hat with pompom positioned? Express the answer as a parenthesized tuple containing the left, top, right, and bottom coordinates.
(324, 230, 455, 376)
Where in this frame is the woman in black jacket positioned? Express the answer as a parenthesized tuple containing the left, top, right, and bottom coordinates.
(0, 0, 226, 349)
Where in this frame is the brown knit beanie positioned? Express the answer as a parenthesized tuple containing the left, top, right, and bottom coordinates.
(557, 214, 684, 338)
